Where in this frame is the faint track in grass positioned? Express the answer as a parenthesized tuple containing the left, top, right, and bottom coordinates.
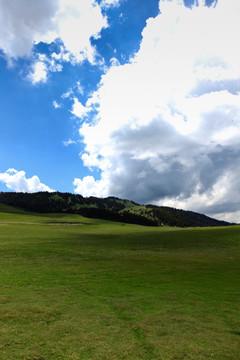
(78, 285, 157, 360)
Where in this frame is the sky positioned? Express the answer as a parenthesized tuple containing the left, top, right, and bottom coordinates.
(0, 0, 240, 223)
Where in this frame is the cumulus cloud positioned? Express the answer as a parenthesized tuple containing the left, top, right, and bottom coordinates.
(73, 175, 109, 197)
(0, 169, 55, 193)
(0, 0, 107, 64)
(73, 0, 240, 222)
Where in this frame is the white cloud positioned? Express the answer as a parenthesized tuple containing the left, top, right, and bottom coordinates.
(63, 139, 77, 147)
(0, 0, 107, 64)
(61, 88, 73, 99)
(76, 81, 84, 95)
(74, 0, 240, 222)
(28, 61, 48, 84)
(53, 100, 61, 109)
(0, 169, 55, 193)
(100, 0, 120, 8)
(71, 98, 91, 118)
(60, 81, 84, 102)
(27, 54, 63, 84)
(73, 175, 109, 197)
(56, 0, 107, 63)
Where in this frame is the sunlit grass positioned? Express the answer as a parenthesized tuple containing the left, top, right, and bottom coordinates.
(0, 207, 239, 359)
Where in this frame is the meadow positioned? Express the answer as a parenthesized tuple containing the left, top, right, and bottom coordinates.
(0, 204, 239, 360)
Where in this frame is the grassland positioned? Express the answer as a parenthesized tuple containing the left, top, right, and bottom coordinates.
(0, 205, 239, 360)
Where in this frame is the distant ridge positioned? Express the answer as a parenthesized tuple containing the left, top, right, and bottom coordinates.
(0, 191, 233, 227)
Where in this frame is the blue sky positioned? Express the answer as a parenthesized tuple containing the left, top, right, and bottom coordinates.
(0, 0, 240, 222)
(0, 0, 160, 191)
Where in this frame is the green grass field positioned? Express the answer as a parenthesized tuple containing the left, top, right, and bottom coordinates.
(0, 205, 240, 359)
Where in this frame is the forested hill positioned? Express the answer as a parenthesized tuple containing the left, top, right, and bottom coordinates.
(0, 191, 233, 227)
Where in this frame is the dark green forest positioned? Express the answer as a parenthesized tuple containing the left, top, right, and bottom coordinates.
(0, 191, 233, 227)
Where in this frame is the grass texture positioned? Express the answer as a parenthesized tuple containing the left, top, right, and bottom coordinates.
(0, 205, 239, 359)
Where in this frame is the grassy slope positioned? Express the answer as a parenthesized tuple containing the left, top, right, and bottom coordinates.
(0, 203, 101, 224)
(0, 192, 231, 227)
(0, 207, 240, 360)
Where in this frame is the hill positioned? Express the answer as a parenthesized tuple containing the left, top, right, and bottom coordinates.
(0, 191, 232, 227)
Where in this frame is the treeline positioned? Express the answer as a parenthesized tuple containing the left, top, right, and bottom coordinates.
(0, 192, 131, 213)
(0, 191, 232, 227)
(143, 205, 231, 227)
(0, 192, 156, 226)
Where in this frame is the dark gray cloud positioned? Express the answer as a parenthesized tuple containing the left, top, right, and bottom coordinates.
(0, 0, 58, 58)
